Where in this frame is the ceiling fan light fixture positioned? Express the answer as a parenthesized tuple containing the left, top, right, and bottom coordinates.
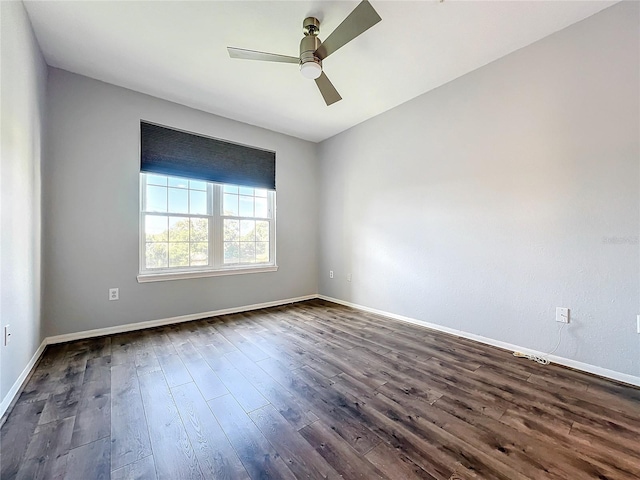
(227, 1, 382, 105)
(300, 61, 322, 80)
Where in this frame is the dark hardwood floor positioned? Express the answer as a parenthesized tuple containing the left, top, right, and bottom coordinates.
(1, 299, 639, 479)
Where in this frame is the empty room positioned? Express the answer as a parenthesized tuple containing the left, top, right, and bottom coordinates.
(1, 0, 639, 479)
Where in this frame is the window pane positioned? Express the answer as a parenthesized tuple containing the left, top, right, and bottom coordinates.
(168, 188, 189, 214)
(169, 242, 189, 267)
(190, 190, 207, 215)
(190, 243, 208, 266)
(240, 242, 256, 263)
(146, 185, 167, 212)
(255, 221, 269, 242)
(240, 220, 255, 241)
(239, 195, 253, 217)
(189, 180, 207, 191)
(146, 174, 167, 186)
(168, 177, 188, 188)
(224, 219, 239, 241)
(224, 242, 239, 263)
(169, 217, 190, 242)
(254, 197, 268, 218)
(142, 176, 273, 273)
(190, 218, 208, 242)
(256, 242, 269, 263)
(146, 242, 168, 268)
(223, 194, 238, 216)
(145, 215, 168, 242)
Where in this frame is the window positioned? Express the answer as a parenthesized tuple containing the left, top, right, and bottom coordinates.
(138, 121, 276, 281)
(139, 173, 276, 281)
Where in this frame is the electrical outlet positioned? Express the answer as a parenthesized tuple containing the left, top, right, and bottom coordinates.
(329, 270, 334, 279)
(109, 288, 119, 301)
(4, 325, 11, 346)
(556, 307, 570, 323)
(347, 273, 352, 282)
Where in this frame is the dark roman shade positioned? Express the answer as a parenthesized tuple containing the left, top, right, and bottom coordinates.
(140, 122, 276, 190)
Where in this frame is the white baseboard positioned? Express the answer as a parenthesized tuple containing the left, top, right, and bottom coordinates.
(3, 292, 638, 420)
(47, 294, 318, 344)
(318, 295, 640, 388)
(1, 294, 316, 418)
(0, 339, 47, 419)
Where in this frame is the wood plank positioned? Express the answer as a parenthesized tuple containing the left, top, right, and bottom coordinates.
(134, 349, 162, 376)
(0, 400, 47, 479)
(38, 348, 88, 425)
(365, 442, 439, 480)
(12, 345, 69, 407)
(257, 358, 383, 455)
(150, 328, 178, 355)
(64, 436, 110, 480)
(173, 340, 228, 400)
(331, 372, 501, 480)
(111, 455, 157, 480)
(200, 324, 238, 353)
(171, 382, 249, 480)
(137, 371, 202, 480)
(16, 416, 75, 480)
(111, 333, 139, 366)
(208, 394, 297, 480)
(70, 356, 111, 448)
(249, 404, 342, 479)
(155, 352, 192, 388)
(110, 363, 152, 471)
(197, 345, 269, 412)
(299, 419, 388, 480)
(225, 350, 317, 430)
(499, 407, 640, 478)
(213, 320, 270, 361)
(82, 336, 112, 360)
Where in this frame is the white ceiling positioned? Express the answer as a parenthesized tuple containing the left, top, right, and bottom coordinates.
(24, 0, 616, 142)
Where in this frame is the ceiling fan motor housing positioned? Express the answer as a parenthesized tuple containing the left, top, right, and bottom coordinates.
(300, 17, 322, 78)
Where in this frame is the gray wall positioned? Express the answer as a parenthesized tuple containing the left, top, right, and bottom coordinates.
(1, 2, 48, 400)
(318, 1, 640, 377)
(43, 69, 318, 337)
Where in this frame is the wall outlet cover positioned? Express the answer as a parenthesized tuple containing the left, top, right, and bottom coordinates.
(556, 307, 570, 323)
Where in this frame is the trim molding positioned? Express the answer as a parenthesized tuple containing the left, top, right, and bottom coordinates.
(3, 292, 638, 420)
(318, 295, 640, 388)
(137, 265, 279, 283)
(0, 294, 315, 419)
(0, 339, 47, 420)
(46, 294, 317, 344)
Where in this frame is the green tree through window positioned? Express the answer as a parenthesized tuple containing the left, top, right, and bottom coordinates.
(140, 174, 275, 275)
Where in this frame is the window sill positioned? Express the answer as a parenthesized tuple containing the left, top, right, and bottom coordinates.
(137, 265, 278, 283)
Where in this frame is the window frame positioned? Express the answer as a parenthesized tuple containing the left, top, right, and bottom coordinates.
(137, 173, 277, 283)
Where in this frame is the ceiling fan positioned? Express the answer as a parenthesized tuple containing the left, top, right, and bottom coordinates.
(227, 0, 382, 106)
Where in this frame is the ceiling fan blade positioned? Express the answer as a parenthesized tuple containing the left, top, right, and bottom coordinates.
(315, 72, 342, 106)
(227, 47, 299, 64)
(315, 0, 381, 60)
